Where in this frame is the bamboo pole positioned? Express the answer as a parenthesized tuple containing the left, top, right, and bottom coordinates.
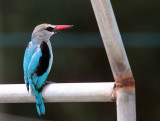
(0, 82, 114, 103)
(90, 0, 136, 121)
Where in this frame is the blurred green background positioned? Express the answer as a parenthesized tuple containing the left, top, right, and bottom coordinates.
(0, 0, 160, 121)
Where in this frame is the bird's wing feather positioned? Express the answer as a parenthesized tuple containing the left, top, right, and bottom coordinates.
(27, 46, 42, 86)
(23, 41, 37, 90)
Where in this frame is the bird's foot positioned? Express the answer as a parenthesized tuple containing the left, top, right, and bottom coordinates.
(44, 81, 55, 86)
(38, 81, 56, 93)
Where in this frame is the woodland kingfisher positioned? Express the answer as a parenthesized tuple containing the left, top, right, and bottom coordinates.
(23, 23, 73, 115)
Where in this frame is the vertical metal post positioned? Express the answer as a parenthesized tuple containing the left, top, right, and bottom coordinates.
(0, 1, 2, 32)
(90, 0, 136, 121)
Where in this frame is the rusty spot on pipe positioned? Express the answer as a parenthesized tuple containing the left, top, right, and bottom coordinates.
(115, 72, 135, 89)
(111, 72, 135, 101)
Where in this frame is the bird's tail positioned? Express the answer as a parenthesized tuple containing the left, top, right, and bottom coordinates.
(32, 87, 45, 115)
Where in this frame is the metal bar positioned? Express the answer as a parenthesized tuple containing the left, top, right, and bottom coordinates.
(0, 82, 114, 103)
(90, 0, 136, 121)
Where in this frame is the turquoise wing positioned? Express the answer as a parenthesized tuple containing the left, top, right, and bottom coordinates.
(23, 41, 37, 91)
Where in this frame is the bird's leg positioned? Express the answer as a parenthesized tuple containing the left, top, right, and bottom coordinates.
(26, 82, 29, 92)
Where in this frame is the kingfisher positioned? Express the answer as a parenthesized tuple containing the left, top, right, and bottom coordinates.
(23, 23, 73, 115)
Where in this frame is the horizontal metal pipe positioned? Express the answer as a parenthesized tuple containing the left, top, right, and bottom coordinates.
(0, 82, 114, 103)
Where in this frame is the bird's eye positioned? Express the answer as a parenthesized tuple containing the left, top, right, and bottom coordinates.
(46, 27, 54, 32)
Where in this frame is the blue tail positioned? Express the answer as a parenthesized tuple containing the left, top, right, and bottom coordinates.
(33, 90, 45, 115)
(28, 76, 45, 115)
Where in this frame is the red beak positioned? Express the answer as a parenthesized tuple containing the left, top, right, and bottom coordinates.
(55, 25, 73, 31)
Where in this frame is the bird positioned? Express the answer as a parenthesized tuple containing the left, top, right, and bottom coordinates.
(23, 23, 73, 115)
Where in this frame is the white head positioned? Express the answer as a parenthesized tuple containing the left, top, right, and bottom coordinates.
(32, 23, 73, 40)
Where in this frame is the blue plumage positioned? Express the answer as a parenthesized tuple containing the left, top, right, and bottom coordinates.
(23, 40, 51, 115)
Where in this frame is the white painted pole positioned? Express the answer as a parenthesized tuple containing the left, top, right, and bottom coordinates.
(0, 82, 114, 103)
(90, 0, 136, 121)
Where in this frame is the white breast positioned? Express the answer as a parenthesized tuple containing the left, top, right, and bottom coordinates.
(46, 40, 53, 72)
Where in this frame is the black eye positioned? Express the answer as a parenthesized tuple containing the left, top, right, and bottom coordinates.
(46, 27, 54, 32)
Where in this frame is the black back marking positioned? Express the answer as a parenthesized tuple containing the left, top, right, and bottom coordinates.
(34, 41, 51, 76)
